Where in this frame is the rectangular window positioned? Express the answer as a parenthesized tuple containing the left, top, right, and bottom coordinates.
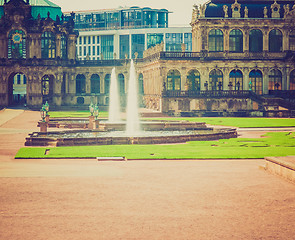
(131, 34, 145, 58)
(79, 46, 82, 56)
(120, 35, 130, 59)
(147, 33, 164, 49)
(93, 36, 95, 45)
(84, 46, 86, 56)
(101, 35, 114, 60)
(97, 36, 100, 44)
(88, 46, 91, 55)
(184, 33, 192, 51)
(93, 46, 96, 55)
(165, 33, 183, 52)
(97, 46, 100, 56)
(88, 36, 91, 45)
(84, 36, 86, 44)
(79, 37, 82, 45)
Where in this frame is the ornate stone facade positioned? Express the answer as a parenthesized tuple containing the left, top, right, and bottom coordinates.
(0, 0, 294, 115)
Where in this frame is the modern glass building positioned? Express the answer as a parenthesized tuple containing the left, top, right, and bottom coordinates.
(64, 6, 192, 60)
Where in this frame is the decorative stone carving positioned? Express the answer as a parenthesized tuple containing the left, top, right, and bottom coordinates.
(244, 6, 248, 18)
(231, 0, 241, 18)
(271, 1, 281, 18)
(283, 4, 290, 18)
(192, 4, 200, 23)
(264, 7, 268, 18)
(199, 4, 206, 18)
(223, 5, 228, 18)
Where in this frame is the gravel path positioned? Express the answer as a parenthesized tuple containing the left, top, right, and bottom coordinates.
(0, 109, 295, 240)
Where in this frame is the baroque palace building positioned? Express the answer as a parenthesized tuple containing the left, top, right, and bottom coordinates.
(0, 0, 294, 116)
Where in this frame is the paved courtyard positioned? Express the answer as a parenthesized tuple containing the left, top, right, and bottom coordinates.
(0, 109, 295, 240)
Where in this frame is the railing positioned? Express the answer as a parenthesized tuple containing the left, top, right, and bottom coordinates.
(162, 90, 252, 98)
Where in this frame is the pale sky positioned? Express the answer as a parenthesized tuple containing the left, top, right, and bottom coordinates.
(50, 0, 207, 26)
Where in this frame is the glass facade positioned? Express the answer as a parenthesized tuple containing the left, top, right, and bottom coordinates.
(101, 35, 114, 60)
(73, 7, 168, 30)
(166, 33, 183, 52)
(147, 33, 163, 49)
(120, 35, 130, 59)
(8, 29, 26, 59)
(184, 33, 192, 52)
(131, 34, 145, 58)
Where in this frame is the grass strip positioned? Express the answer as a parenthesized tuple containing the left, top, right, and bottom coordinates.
(15, 132, 295, 159)
(148, 117, 295, 128)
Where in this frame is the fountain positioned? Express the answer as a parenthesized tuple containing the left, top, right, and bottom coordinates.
(126, 60, 140, 134)
(27, 60, 238, 147)
(108, 68, 121, 123)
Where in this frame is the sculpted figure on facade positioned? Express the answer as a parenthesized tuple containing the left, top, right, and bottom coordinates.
(223, 5, 228, 18)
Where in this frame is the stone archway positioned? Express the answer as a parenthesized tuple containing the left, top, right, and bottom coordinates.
(8, 72, 27, 106)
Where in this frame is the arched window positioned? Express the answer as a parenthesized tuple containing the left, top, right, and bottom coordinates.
(138, 73, 144, 95)
(289, 30, 295, 51)
(61, 34, 67, 59)
(269, 69, 282, 90)
(249, 29, 263, 53)
(76, 74, 86, 94)
(229, 29, 243, 53)
(118, 74, 125, 95)
(187, 70, 201, 91)
(8, 29, 26, 59)
(209, 69, 223, 91)
(41, 32, 56, 59)
(167, 70, 181, 91)
(229, 70, 243, 90)
(91, 74, 100, 94)
(104, 74, 110, 94)
(269, 29, 282, 52)
(290, 70, 295, 90)
(249, 70, 263, 95)
(208, 29, 223, 52)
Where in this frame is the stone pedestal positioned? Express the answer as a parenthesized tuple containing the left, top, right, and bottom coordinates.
(39, 121, 48, 133)
(88, 116, 99, 130)
(45, 115, 50, 123)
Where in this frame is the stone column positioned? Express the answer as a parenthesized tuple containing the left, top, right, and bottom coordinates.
(223, 68, 230, 90)
(67, 34, 78, 60)
(282, 30, 289, 52)
(28, 33, 41, 58)
(56, 35, 61, 58)
(53, 73, 62, 106)
(263, 68, 269, 94)
(263, 29, 269, 52)
(0, 35, 7, 58)
(243, 67, 250, 90)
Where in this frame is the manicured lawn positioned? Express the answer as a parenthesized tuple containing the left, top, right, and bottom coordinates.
(15, 132, 295, 159)
(151, 117, 295, 128)
(49, 111, 108, 118)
